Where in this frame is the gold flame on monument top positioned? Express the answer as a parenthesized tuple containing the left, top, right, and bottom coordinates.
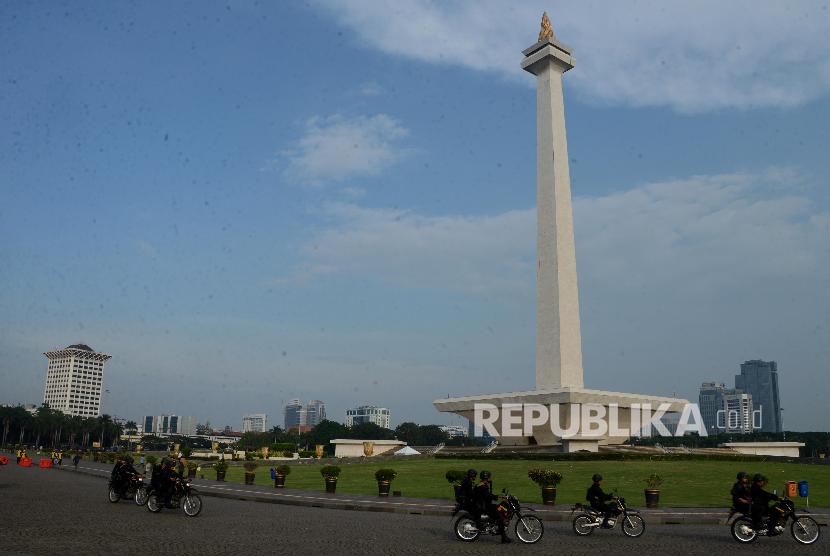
(538, 11, 554, 42)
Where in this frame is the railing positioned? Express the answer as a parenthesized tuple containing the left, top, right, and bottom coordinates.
(481, 440, 499, 454)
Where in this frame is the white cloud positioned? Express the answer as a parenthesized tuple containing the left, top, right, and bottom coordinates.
(282, 114, 410, 186)
(313, 0, 830, 112)
(287, 169, 829, 300)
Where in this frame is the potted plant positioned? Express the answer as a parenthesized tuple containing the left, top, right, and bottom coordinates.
(445, 469, 466, 499)
(527, 468, 563, 505)
(644, 473, 662, 508)
(274, 464, 291, 488)
(186, 460, 198, 479)
(243, 461, 258, 485)
(375, 468, 397, 496)
(214, 460, 228, 481)
(321, 465, 341, 493)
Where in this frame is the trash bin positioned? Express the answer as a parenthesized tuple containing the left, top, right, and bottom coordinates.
(785, 480, 797, 498)
(798, 481, 809, 498)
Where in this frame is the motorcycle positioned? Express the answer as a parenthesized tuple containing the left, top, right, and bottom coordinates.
(453, 489, 544, 544)
(572, 497, 645, 537)
(146, 478, 203, 517)
(730, 498, 820, 545)
(134, 475, 151, 506)
(107, 471, 143, 503)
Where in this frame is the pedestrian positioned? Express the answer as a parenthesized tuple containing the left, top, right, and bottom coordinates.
(16, 448, 22, 464)
(73, 453, 81, 470)
(58, 451, 63, 466)
(139, 455, 145, 467)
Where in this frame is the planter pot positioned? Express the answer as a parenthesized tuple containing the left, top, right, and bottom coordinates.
(274, 474, 286, 488)
(378, 480, 391, 496)
(644, 489, 660, 508)
(244, 472, 256, 485)
(541, 486, 557, 505)
(215, 470, 226, 481)
(325, 477, 338, 493)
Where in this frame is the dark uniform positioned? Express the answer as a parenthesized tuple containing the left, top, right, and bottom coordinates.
(731, 481, 752, 515)
(587, 483, 617, 526)
(159, 463, 181, 507)
(473, 480, 509, 542)
(459, 475, 476, 512)
(750, 481, 779, 532)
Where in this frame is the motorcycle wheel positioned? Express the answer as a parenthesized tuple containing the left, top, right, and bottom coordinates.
(107, 486, 120, 503)
(135, 486, 149, 506)
(791, 516, 820, 545)
(146, 493, 162, 513)
(514, 515, 543, 544)
(182, 494, 203, 517)
(730, 516, 757, 543)
(454, 515, 480, 542)
(573, 514, 596, 536)
(621, 514, 645, 538)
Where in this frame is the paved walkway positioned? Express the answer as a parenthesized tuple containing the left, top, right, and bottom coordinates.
(51, 459, 830, 526)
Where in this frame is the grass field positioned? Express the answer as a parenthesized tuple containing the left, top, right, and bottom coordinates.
(201, 458, 830, 507)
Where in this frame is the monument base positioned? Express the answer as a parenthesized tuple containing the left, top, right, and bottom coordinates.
(434, 387, 690, 448)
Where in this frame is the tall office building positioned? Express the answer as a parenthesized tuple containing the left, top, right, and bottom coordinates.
(723, 390, 754, 434)
(345, 405, 391, 429)
(242, 413, 267, 433)
(43, 344, 112, 417)
(142, 415, 197, 436)
(305, 400, 326, 427)
(284, 399, 308, 432)
(699, 382, 755, 434)
(698, 382, 727, 434)
(735, 360, 782, 433)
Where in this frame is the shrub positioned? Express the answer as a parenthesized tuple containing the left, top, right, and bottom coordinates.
(271, 443, 295, 452)
(282, 450, 294, 458)
(527, 468, 563, 487)
(186, 461, 198, 471)
(145, 455, 158, 465)
(181, 447, 192, 458)
(243, 461, 258, 473)
(214, 460, 228, 472)
(445, 469, 466, 484)
(320, 465, 341, 479)
(298, 450, 315, 458)
(275, 464, 291, 476)
(244, 452, 255, 461)
(375, 469, 397, 482)
(644, 473, 663, 488)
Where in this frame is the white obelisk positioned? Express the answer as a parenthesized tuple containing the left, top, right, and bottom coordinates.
(521, 13, 584, 390)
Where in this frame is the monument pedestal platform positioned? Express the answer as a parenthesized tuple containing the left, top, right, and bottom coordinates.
(434, 387, 690, 448)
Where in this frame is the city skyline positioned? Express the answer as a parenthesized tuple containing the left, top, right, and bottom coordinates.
(2, 2, 829, 430)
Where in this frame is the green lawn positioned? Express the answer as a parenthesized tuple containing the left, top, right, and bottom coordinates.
(198, 458, 830, 507)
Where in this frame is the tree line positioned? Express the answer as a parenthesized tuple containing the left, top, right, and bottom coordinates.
(1, 404, 133, 450)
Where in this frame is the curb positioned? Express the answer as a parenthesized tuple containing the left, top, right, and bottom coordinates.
(53, 464, 829, 526)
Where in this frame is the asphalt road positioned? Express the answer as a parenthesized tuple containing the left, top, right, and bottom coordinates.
(1, 463, 825, 555)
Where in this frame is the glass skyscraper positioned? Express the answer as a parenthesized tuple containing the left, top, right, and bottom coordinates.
(735, 360, 782, 433)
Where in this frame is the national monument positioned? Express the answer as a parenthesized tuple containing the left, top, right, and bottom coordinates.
(433, 13, 689, 451)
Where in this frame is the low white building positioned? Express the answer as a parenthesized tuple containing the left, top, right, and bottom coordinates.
(724, 442, 805, 458)
(330, 439, 405, 458)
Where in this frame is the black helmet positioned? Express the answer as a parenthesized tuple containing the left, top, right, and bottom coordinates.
(124, 455, 134, 464)
(467, 469, 477, 478)
(480, 470, 491, 480)
(736, 471, 749, 481)
(592, 474, 603, 482)
(753, 474, 766, 483)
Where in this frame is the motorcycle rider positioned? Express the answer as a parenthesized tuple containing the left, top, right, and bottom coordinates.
(587, 473, 618, 528)
(159, 457, 182, 508)
(117, 455, 139, 497)
(731, 471, 752, 515)
(474, 470, 511, 544)
(459, 469, 477, 513)
(750, 474, 780, 534)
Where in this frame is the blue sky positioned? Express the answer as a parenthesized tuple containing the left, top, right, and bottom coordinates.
(1, 1, 828, 431)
